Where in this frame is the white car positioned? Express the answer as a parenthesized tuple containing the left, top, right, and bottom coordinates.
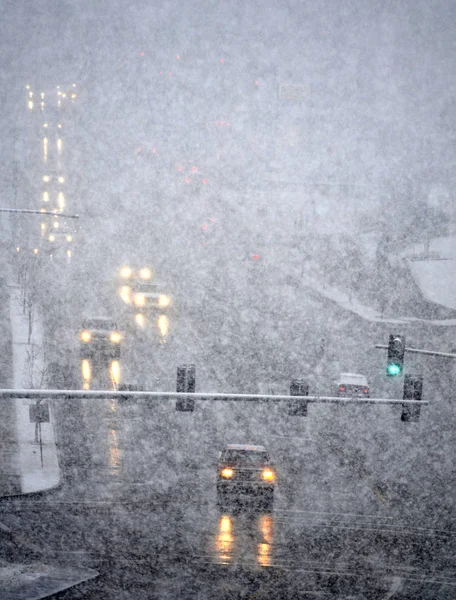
(132, 282, 172, 311)
(336, 373, 370, 397)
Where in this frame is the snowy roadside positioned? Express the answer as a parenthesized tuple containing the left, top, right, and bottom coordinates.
(401, 235, 456, 311)
(301, 264, 456, 327)
(0, 281, 99, 600)
(4, 282, 60, 496)
(0, 559, 98, 600)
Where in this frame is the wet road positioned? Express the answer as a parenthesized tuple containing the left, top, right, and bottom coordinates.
(1, 392, 455, 599)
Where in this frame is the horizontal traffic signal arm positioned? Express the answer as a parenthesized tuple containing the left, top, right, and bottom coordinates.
(375, 344, 456, 359)
(0, 389, 428, 405)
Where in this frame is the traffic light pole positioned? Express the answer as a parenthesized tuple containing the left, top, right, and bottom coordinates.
(0, 389, 428, 405)
(375, 344, 456, 359)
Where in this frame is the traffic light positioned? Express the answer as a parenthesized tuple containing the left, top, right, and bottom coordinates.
(387, 334, 405, 376)
(401, 375, 423, 422)
(176, 364, 196, 412)
(288, 379, 309, 416)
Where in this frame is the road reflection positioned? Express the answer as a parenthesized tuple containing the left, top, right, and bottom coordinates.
(108, 426, 121, 476)
(213, 511, 274, 566)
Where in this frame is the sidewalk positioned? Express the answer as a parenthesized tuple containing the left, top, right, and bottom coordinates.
(1, 278, 99, 598)
(4, 284, 60, 495)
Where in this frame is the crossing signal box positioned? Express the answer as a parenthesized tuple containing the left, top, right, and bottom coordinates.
(288, 379, 309, 416)
(401, 375, 423, 422)
(387, 334, 405, 376)
(176, 364, 196, 412)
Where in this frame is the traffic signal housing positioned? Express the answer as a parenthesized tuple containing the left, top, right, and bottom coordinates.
(387, 334, 405, 376)
(288, 379, 309, 416)
(176, 364, 196, 412)
(401, 375, 423, 422)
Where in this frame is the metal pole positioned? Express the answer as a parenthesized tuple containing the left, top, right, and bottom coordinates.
(0, 208, 79, 219)
(375, 344, 456, 359)
(0, 389, 428, 405)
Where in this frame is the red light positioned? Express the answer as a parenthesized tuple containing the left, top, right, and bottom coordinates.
(202, 224, 208, 230)
(152, 148, 157, 153)
(202, 179, 208, 184)
(252, 254, 260, 261)
(221, 121, 225, 125)
(185, 177, 190, 183)
(177, 165, 183, 171)
(210, 217, 216, 223)
(176, 55, 181, 60)
(363, 387, 369, 394)
(192, 166, 197, 172)
(140, 52, 145, 57)
(220, 58, 225, 63)
(339, 386, 345, 391)
(138, 148, 142, 153)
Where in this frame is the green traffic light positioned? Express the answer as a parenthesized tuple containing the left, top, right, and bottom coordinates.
(387, 363, 402, 376)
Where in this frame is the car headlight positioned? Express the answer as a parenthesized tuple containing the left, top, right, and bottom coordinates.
(221, 467, 234, 479)
(110, 332, 121, 344)
(120, 266, 132, 279)
(134, 293, 146, 306)
(261, 468, 275, 482)
(80, 330, 91, 342)
(139, 267, 152, 280)
(158, 295, 170, 308)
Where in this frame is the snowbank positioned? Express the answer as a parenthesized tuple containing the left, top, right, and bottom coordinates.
(6, 284, 60, 495)
(404, 236, 456, 311)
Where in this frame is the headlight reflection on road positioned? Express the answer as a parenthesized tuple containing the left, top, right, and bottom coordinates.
(135, 313, 145, 328)
(257, 514, 273, 567)
(110, 360, 120, 390)
(119, 285, 131, 304)
(215, 514, 234, 564)
(81, 359, 91, 390)
(157, 314, 169, 340)
(108, 428, 121, 476)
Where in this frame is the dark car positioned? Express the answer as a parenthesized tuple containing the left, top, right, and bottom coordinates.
(79, 317, 121, 360)
(216, 444, 275, 508)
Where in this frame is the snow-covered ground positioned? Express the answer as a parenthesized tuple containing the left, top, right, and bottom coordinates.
(301, 271, 456, 327)
(402, 235, 456, 311)
(4, 283, 60, 496)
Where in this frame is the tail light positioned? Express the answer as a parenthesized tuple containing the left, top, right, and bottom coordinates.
(363, 387, 369, 394)
(339, 385, 345, 392)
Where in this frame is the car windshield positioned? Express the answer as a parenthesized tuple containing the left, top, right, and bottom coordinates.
(222, 450, 269, 466)
(83, 319, 117, 330)
(1, 2, 455, 599)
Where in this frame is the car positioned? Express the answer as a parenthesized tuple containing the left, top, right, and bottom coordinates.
(132, 282, 172, 311)
(79, 317, 122, 360)
(336, 373, 370, 397)
(216, 444, 276, 508)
